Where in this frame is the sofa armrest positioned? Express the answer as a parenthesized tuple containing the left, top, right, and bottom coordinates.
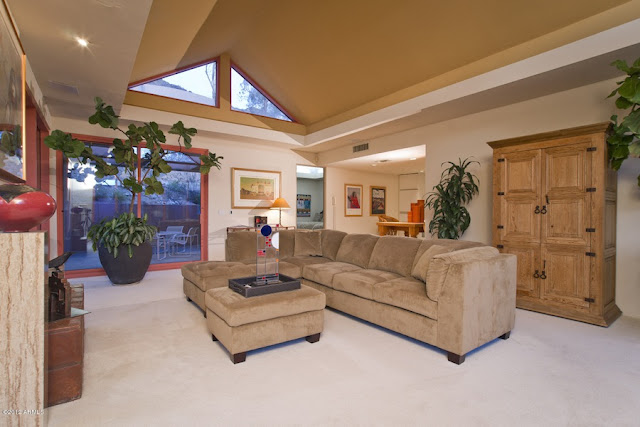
(435, 253, 516, 356)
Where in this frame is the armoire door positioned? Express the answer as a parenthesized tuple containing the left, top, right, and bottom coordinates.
(541, 143, 591, 246)
(539, 244, 590, 310)
(498, 150, 541, 244)
(499, 243, 539, 299)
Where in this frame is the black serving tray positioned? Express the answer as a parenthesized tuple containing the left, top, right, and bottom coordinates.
(229, 274, 301, 298)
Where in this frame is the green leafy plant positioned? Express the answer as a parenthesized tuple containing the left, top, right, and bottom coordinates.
(45, 97, 223, 257)
(88, 212, 156, 258)
(424, 158, 480, 239)
(607, 58, 640, 187)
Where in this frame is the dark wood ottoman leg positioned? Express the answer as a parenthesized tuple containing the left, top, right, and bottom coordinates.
(186, 296, 192, 302)
(447, 352, 466, 365)
(500, 331, 511, 340)
(211, 334, 218, 342)
(306, 333, 321, 343)
(232, 352, 246, 364)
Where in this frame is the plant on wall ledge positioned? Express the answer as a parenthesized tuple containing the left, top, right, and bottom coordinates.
(424, 157, 479, 240)
(44, 97, 223, 284)
(607, 58, 640, 187)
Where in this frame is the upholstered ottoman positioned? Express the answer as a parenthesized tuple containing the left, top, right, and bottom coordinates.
(205, 285, 326, 363)
(182, 261, 255, 314)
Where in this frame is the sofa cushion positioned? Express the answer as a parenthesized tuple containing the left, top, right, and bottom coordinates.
(277, 261, 302, 279)
(205, 284, 325, 327)
(181, 261, 255, 292)
(303, 262, 362, 287)
(321, 229, 347, 261)
(294, 230, 322, 256)
(373, 277, 438, 320)
(277, 230, 295, 259)
(368, 236, 421, 276)
(426, 246, 499, 301)
(411, 245, 452, 282)
(282, 255, 331, 269)
(335, 234, 379, 268)
(332, 269, 401, 300)
(412, 238, 485, 272)
(225, 231, 263, 262)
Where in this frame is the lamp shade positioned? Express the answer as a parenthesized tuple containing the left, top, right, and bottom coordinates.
(270, 197, 290, 209)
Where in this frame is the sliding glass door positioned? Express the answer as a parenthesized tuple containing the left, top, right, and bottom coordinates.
(61, 136, 207, 272)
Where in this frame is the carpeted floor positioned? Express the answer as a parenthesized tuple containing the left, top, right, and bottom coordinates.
(46, 270, 640, 426)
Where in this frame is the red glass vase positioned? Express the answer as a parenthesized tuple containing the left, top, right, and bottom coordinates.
(0, 184, 57, 232)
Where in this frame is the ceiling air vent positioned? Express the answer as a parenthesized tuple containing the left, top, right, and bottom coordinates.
(48, 80, 80, 96)
(353, 142, 369, 153)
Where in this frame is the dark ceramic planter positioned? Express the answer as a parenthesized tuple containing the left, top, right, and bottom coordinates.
(98, 241, 152, 285)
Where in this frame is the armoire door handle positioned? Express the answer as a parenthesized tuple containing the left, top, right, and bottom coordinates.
(534, 205, 540, 214)
(541, 205, 547, 214)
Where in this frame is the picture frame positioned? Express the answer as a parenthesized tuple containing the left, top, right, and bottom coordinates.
(0, 0, 26, 183)
(344, 184, 363, 217)
(297, 194, 311, 217)
(231, 167, 281, 209)
(370, 186, 386, 215)
(253, 215, 268, 227)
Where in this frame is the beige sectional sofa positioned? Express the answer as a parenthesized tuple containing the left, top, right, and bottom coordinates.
(182, 229, 517, 364)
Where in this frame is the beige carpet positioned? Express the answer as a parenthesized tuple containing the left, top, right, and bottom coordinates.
(46, 270, 640, 426)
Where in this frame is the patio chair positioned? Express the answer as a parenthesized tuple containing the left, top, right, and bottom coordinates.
(170, 227, 199, 256)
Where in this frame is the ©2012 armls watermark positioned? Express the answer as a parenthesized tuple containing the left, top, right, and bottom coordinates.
(2, 409, 45, 415)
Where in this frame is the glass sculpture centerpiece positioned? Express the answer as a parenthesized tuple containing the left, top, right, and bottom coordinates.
(228, 224, 301, 297)
(255, 224, 280, 285)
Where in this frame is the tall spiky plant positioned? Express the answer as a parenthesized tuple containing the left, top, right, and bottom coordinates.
(424, 158, 480, 239)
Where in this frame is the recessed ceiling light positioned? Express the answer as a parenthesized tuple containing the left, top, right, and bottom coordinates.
(420, 170, 424, 173)
(410, 157, 417, 161)
(75, 37, 89, 47)
(371, 164, 377, 167)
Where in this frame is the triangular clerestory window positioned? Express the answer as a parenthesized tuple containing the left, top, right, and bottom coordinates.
(231, 66, 292, 122)
(129, 61, 217, 107)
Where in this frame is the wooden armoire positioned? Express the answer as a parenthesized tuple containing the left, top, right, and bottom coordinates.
(488, 123, 621, 326)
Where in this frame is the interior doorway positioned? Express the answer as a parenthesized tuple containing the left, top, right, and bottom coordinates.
(296, 165, 324, 229)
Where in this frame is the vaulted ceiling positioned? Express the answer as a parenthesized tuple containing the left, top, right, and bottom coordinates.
(7, 0, 640, 148)
(132, 0, 633, 127)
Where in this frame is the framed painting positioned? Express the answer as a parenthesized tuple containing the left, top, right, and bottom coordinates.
(344, 184, 363, 217)
(0, 0, 25, 183)
(297, 194, 311, 217)
(231, 167, 281, 209)
(370, 186, 386, 215)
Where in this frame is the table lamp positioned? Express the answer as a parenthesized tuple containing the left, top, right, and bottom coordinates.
(270, 197, 290, 226)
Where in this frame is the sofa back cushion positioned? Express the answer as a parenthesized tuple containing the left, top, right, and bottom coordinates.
(368, 236, 421, 276)
(278, 230, 296, 259)
(411, 245, 453, 282)
(426, 246, 499, 301)
(412, 238, 485, 272)
(335, 234, 379, 268)
(321, 229, 347, 261)
(294, 230, 323, 256)
(225, 231, 264, 262)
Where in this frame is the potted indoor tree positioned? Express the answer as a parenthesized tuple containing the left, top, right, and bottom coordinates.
(607, 58, 640, 187)
(45, 97, 223, 284)
(424, 157, 480, 239)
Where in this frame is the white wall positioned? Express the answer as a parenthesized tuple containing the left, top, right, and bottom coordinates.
(366, 77, 640, 318)
(325, 167, 399, 234)
(195, 136, 307, 260)
(296, 178, 324, 223)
